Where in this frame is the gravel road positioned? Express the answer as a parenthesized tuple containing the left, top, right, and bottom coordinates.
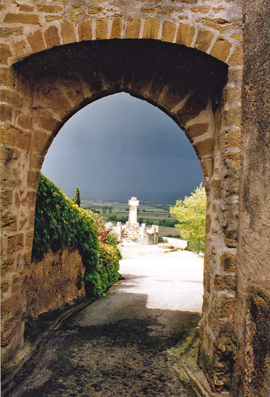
(6, 243, 204, 397)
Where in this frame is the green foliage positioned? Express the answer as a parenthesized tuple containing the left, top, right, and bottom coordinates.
(170, 183, 206, 254)
(73, 186, 81, 207)
(32, 174, 120, 297)
(85, 242, 121, 297)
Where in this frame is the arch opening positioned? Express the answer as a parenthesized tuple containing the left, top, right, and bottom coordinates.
(3, 38, 238, 392)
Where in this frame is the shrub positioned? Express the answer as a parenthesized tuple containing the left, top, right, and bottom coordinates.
(32, 174, 120, 297)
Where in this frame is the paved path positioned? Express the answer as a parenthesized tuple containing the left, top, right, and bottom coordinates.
(7, 244, 204, 397)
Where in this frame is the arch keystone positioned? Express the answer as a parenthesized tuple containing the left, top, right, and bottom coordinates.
(111, 18, 122, 39)
(143, 18, 160, 40)
(96, 18, 109, 40)
(161, 21, 176, 42)
(61, 22, 76, 45)
(176, 23, 195, 47)
(78, 21, 92, 41)
(125, 18, 141, 39)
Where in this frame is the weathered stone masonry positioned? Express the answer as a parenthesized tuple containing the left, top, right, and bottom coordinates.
(1, 1, 268, 396)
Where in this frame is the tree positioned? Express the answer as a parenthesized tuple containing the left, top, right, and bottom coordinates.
(74, 186, 81, 207)
(170, 183, 206, 254)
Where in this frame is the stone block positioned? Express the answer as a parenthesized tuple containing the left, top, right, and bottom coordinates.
(88, 6, 103, 15)
(27, 170, 40, 189)
(96, 18, 109, 40)
(190, 6, 211, 13)
(4, 13, 39, 24)
(195, 30, 214, 53)
(37, 5, 62, 13)
(126, 19, 141, 39)
(221, 152, 240, 173)
(33, 110, 61, 133)
(0, 125, 19, 146)
(200, 158, 213, 179)
(32, 129, 52, 153)
(143, 18, 160, 40)
(222, 109, 241, 128)
(1, 280, 9, 294)
(220, 252, 236, 272)
(0, 104, 12, 122)
(212, 179, 222, 200)
(17, 130, 31, 151)
(176, 23, 195, 47)
(210, 37, 232, 62)
(45, 16, 63, 23)
(224, 237, 237, 248)
(7, 234, 24, 255)
(1, 317, 18, 347)
(17, 114, 32, 130)
(111, 18, 122, 39)
(214, 274, 237, 291)
(223, 87, 241, 107)
(1, 258, 15, 276)
(30, 151, 43, 171)
(177, 92, 208, 124)
(26, 230, 34, 249)
(218, 129, 240, 151)
(215, 295, 235, 319)
(0, 44, 13, 64)
(0, 27, 23, 38)
(1, 293, 21, 317)
(19, 5, 34, 12)
(27, 30, 46, 53)
(34, 81, 70, 110)
(160, 87, 188, 112)
(161, 21, 176, 42)
(197, 18, 231, 34)
(187, 123, 209, 139)
(0, 90, 21, 108)
(44, 26, 60, 49)
(72, 7, 84, 23)
(61, 22, 76, 45)
(227, 68, 242, 87)
(0, 189, 13, 210)
(194, 138, 214, 158)
(205, 213, 211, 234)
(228, 47, 243, 67)
(78, 21, 92, 41)
(0, 68, 16, 88)
(12, 39, 27, 56)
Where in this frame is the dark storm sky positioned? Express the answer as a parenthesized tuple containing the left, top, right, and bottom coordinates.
(41, 92, 203, 201)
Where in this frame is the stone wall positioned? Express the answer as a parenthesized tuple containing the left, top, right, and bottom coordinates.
(0, 0, 247, 394)
(1, 246, 85, 361)
(233, 1, 270, 396)
(25, 247, 85, 320)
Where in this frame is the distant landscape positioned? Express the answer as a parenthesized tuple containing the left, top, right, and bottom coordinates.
(81, 199, 180, 238)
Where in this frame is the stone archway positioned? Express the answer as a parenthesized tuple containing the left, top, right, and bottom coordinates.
(1, 38, 241, 393)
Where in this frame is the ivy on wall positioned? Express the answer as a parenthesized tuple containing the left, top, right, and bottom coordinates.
(32, 173, 120, 297)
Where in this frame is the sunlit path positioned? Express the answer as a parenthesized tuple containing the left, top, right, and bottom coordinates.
(7, 246, 202, 397)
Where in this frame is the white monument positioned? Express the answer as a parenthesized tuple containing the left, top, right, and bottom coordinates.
(114, 197, 159, 244)
(127, 197, 139, 227)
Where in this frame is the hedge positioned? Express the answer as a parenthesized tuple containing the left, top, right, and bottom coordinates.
(32, 173, 120, 297)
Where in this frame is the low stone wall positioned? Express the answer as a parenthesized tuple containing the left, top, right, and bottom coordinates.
(25, 247, 85, 319)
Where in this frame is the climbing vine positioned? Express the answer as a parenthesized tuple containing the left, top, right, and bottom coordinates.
(32, 173, 120, 297)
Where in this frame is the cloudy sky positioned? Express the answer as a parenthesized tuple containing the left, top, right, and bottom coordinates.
(42, 92, 203, 202)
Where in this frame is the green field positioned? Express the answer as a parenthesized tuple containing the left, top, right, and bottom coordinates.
(81, 199, 177, 227)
